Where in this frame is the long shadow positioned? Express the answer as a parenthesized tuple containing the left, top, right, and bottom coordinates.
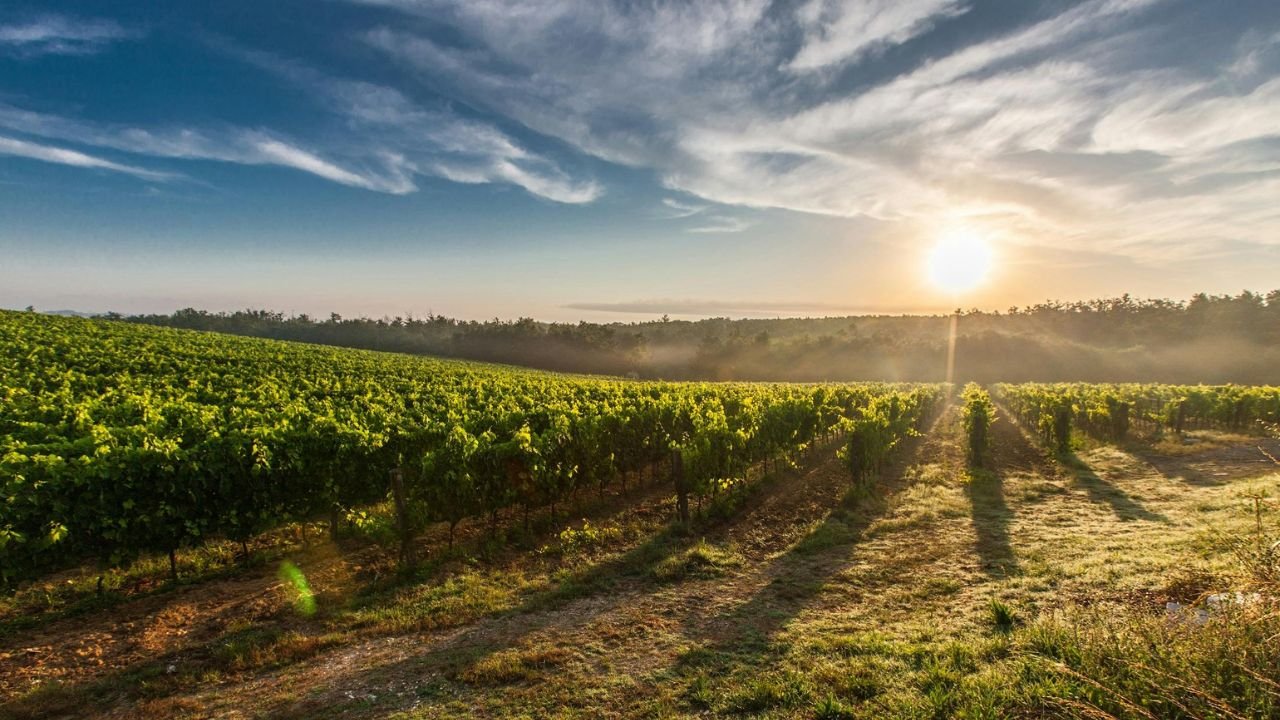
(666, 406, 954, 675)
(990, 400, 1168, 524)
(960, 411, 1054, 578)
(0, 458, 711, 719)
(15, 425, 943, 720)
(1125, 436, 1280, 487)
(1064, 454, 1168, 523)
(964, 468, 1018, 577)
(0, 513, 706, 720)
(251, 436, 862, 718)
(1124, 449, 1224, 487)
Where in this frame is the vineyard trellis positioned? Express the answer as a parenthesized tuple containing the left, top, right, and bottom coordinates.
(0, 311, 944, 583)
(992, 382, 1280, 452)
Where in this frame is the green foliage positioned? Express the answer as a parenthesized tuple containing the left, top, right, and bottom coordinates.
(961, 384, 995, 467)
(555, 520, 622, 555)
(0, 310, 945, 584)
(986, 598, 1017, 633)
(840, 387, 943, 484)
(813, 693, 856, 719)
(994, 382, 1280, 451)
(1023, 604, 1280, 719)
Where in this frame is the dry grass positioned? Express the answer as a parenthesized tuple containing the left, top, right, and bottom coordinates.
(3, 407, 1279, 719)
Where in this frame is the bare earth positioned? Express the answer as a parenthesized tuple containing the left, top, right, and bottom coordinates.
(3, 408, 1278, 719)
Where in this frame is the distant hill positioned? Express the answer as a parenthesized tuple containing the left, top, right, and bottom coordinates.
(112, 290, 1280, 384)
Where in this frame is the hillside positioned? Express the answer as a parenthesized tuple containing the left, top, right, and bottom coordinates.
(3, 385, 1279, 718)
(113, 291, 1280, 383)
(1, 311, 1279, 718)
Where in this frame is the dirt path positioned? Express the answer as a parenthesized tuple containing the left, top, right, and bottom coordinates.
(105, 410, 954, 719)
(5, 408, 1277, 719)
(194, 434, 877, 719)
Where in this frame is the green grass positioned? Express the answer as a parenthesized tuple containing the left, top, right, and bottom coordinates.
(650, 539, 743, 582)
(5, 409, 1280, 720)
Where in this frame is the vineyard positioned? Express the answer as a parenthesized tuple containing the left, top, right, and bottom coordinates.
(993, 382, 1280, 450)
(0, 310, 943, 585)
(4, 311, 1280, 720)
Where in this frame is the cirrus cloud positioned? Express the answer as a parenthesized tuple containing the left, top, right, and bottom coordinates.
(356, 0, 1280, 259)
(0, 14, 139, 58)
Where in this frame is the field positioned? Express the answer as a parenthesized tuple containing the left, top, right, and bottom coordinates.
(3, 312, 1280, 719)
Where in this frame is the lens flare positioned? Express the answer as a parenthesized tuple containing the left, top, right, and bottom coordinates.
(278, 561, 316, 616)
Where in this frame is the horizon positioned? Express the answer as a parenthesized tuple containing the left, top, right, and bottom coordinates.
(3, 1, 1279, 322)
(10, 286, 1275, 326)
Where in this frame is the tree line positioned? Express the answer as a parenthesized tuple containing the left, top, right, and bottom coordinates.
(94, 290, 1280, 383)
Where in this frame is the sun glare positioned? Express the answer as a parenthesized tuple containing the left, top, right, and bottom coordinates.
(926, 229, 993, 294)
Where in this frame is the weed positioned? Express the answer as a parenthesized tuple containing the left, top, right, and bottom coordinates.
(987, 598, 1018, 633)
(814, 693, 856, 719)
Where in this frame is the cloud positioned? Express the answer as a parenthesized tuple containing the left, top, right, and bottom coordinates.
(787, 0, 967, 72)
(660, 197, 707, 218)
(687, 215, 754, 234)
(210, 43, 602, 202)
(249, 136, 416, 194)
(0, 135, 171, 180)
(0, 34, 602, 201)
(0, 15, 139, 57)
(657, 196, 748, 232)
(0, 104, 417, 193)
(357, 0, 1280, 258)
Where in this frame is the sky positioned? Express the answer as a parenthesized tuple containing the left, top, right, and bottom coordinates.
(1, 0, 1278, 322)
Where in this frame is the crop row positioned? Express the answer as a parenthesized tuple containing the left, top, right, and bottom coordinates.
(992, 382, 1280, 450)
(0, 311, 942, 583)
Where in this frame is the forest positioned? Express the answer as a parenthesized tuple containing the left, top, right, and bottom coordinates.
(111, 290, 1280, 383)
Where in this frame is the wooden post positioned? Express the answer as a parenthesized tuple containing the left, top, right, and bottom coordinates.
(671, 449, 689, 524)
(390, 467, 414, 571)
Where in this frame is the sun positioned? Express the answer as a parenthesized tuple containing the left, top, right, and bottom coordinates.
(926, 228, 993, 294)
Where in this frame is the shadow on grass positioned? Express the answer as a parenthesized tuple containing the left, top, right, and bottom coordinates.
(1123, 436, 1280, 487)
(989, 402, 1168, 525)
(0, 470, 688, 720)
(1062, 454, 1168, 523)
(964, 468, 1018, 577)
(252, 441, 855, 719)
(1127, 451, 1224, 486)
(666, 407, 953, 682)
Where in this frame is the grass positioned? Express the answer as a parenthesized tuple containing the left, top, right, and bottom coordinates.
(650, 539, 743, 582)
(1019, 602, 1280, 718)
(456, 645, 577, 685)
(4, 410, 1280, 719)
(985, 597, 1018, 633)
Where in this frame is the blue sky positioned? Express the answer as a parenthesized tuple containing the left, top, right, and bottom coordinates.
(1, 0, 1278, 321)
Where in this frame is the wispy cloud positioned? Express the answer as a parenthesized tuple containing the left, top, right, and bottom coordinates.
(0, 135, 170, 180)
(249, 136, 416, 194)
(787, 0, 967, 72)
(0, 32, 603, 201)
(358, 0, 1280, 259)
(660, 197, 707, 218)
(208, 42, 603, 202)
(658, 196, 749, 232)
(0, 104, 415, 193)
(687, 215, 754, 234)
(0, 15, 139, 57)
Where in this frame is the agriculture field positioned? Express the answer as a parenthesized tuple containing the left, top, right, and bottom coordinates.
(3, 312, 1280, 719)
